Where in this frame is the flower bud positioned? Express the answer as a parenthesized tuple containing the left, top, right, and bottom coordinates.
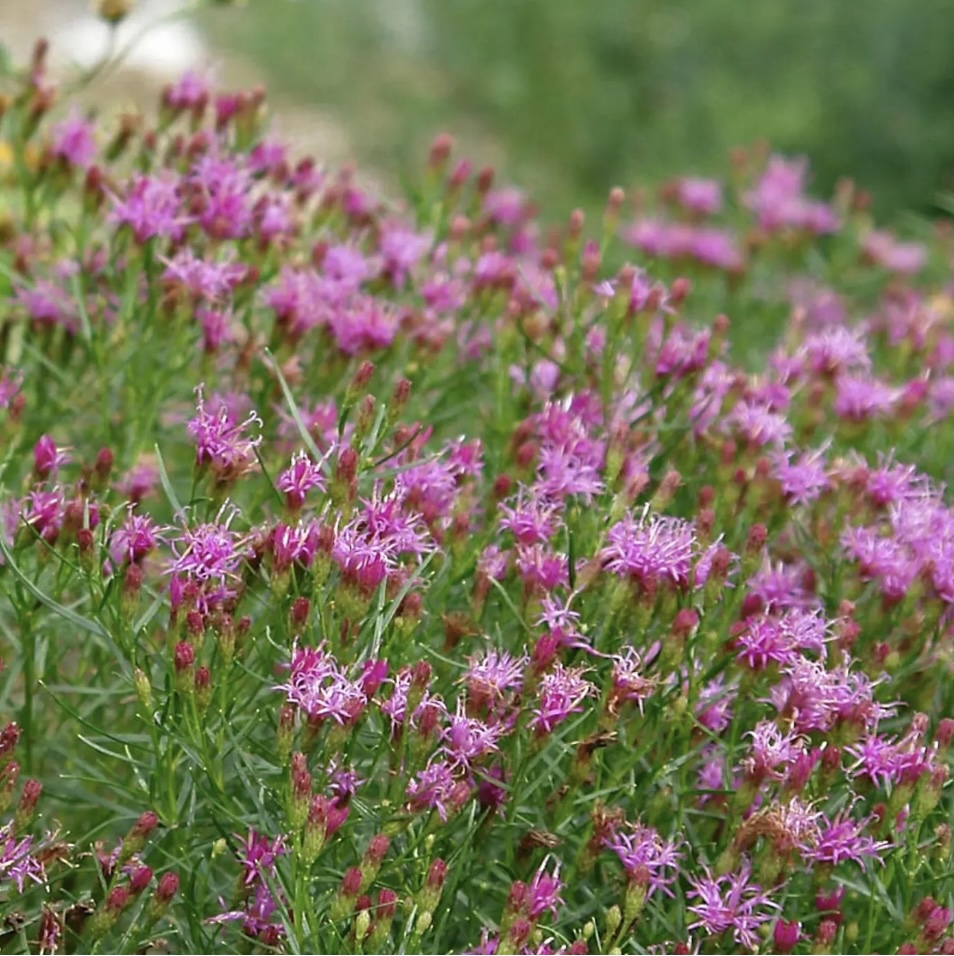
(133, 667, 153, 714)
(773, 919, 801, 954)
(120, 810, 159, 863)
(97, 0, 134, 23)
(360, 833, 390, 890)
(417, 858, 447, 915)
(129, 865, 153, 895)
(15, 778, 42, 829)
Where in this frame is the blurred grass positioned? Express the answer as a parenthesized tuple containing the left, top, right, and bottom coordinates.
(204, 1, 954, 219)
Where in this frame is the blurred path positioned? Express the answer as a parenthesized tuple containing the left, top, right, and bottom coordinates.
(0, 0, 354, 165)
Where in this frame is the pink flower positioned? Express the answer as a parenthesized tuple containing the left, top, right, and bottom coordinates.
(406, 760, 463, 822)
(674, 177, 723, 216)
(687, 861, 780, 950)
(33, 435, 70, 479)
(167, 506, 247, 586)
(772, 447, 830, 505)
(277, 451, 326, 509)
(602, 507, 698, 588)
(744, 155, 838, 234)
(162, 249, 246, 304)
(526, 862, 564, 920)
(187, 385, 262, 481)
(109, 511, 163, 567)
(50, 108, 96, 168)
(530, 664, 593, 735)
(863, 230, 927, 274)
(0, 825, 46, 892)
(725, 400, 793, 448)
(604, 822, 682, 898)
(110, 173, 189, 243)
(499, 488, 561, 545)
(279, 642, 369, 724)
(463, 650, 526, 709)
(803, 809, 890, 867)
(440, 700, 506, 770)
(610, 646, 657, 713)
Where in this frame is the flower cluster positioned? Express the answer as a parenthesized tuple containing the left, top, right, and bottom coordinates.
(0, 38, 952, 956)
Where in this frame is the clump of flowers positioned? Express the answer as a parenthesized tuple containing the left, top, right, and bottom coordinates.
(0, 34, 952, 956)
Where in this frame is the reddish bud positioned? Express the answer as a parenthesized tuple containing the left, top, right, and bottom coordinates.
(773, 920, 801, 954)
(173, 641, 195, 673)
(129, 865, 153, 895)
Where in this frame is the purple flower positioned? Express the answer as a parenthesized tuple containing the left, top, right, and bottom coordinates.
(406, 759, 461, 822)
(610, 646, 657, 713)
(110, 173, 189, 243)
(191, 153, 254, 240)
(499, 488, 561, 545)
(744, 155, 838, 234)
(187, 385, 262, 481)
(834, 374, 899, 422)
(440, 700, 507, 770)
(109, 511, 163, 567)
(725, 400, 793, 448)
(277, 451, 326, 509)
(237, 829, 284, 887)
(167, 505, 247, 586)
(772, 446, 830, 505)
(162, 249, 246, 304)
(741, 720, 807, 783)
(847, 731, 935, 790)
(328, 294, 402, 355)
(279, 642, 369, 724)
(530, 664, 593, 735)
(33, 435, 70, 478)
(50, 108, 96, 168)
(527, 861, 564, 920)
(602, 507, 698, 589)
(803, 809, 890, 867)
(0, 825, 46, 892)
(463, 650, 526, 708)
(164, 69, 211, 111)
(604, 822, 682, 898)
(687, 861, 780, 950)
(800, 327, 871, 377)
(863, 230, 926, 274)
(674, 177, 723, 216)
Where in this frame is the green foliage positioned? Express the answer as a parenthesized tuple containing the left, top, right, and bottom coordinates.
(207, 0, 954, 219)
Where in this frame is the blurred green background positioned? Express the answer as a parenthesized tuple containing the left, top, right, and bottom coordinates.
(198, 0, 954, 221)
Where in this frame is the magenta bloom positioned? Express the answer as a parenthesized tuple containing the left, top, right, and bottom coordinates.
(187, 385, 262, 480)
(863, 230, 927, 274)
(602, 507, 698, 588)
(604, 822, 682, 898)
(50, 108, 96, 168)
(279, 642, 369, 724)
(277, 451, 326, 509)
(526, 861, 564, 920)
(109, 511, 163, 567)
(0, 825, 46, 892)
(803, 810, 891, 867)
(110, 173, 189, 243)
(687, 861, 780, 950)
(530, 664, 593, 735)
(440, 701, 506, 770)
(675, 177, 723, 216)
(463, 650, 526, 708)
(744, 155, 838, 234)
(167, 507, 247, 586)
(772, 446, 830, 505)
(406, 760, 462, 822)
(162, 249, 246, 303)
(33, 435, 70, 479)
(237, 829, 285, 887)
